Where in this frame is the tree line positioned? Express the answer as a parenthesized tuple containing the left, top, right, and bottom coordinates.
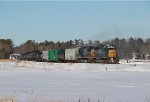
(0, 38, 150, 59)
(0, 39, 13, 59)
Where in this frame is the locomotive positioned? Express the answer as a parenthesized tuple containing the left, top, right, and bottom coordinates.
(20, 45, 119, 64)
(64, 45, 119, 63)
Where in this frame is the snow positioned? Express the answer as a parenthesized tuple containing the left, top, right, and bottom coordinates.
(0, 60, 150, 102)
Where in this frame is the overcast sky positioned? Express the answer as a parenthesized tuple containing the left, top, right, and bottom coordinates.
(0, 1, 150, 45)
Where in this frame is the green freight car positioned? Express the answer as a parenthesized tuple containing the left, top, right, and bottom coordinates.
(48, 49, 59, 62)
(42, 49, 65, 62)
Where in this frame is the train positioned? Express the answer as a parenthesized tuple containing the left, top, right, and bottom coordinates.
(20, 45, 119, 64)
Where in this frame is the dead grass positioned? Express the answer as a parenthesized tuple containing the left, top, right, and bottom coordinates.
(0, 96, 16, 102)
(0, 59, 13, 62)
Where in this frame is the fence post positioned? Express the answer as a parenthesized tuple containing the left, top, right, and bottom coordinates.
(79, 98, 80, 102)
(88, 98, 90, 102)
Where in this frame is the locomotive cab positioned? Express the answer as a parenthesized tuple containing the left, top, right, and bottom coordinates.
(107, 45, 119, 63)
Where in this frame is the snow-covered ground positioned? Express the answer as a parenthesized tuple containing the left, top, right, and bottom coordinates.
(0, 60, 150, 102)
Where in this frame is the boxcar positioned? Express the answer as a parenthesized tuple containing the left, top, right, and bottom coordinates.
(65, 47, 80, 62)
(20, 51, 42, 61)
(58, 49, 65, 62)
(48, 49, 59, 62)
(42, 51, 49, 61)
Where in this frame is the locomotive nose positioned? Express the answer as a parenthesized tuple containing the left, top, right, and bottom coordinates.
(108, 50, 117, 58)
(90, 49, 96, 57)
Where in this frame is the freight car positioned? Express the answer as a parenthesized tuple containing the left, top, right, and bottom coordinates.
(42, 49, 65, 62)
(20, 51, 42, 61)
(65, 47, 80, 62)
(42, 51, 49, 61)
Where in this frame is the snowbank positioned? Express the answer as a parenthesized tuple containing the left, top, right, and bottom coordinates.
(0, 60, 150, 102)
(0, 60, 150, 72)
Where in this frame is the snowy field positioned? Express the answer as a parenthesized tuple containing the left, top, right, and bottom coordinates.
(0, 60, 150, 102)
